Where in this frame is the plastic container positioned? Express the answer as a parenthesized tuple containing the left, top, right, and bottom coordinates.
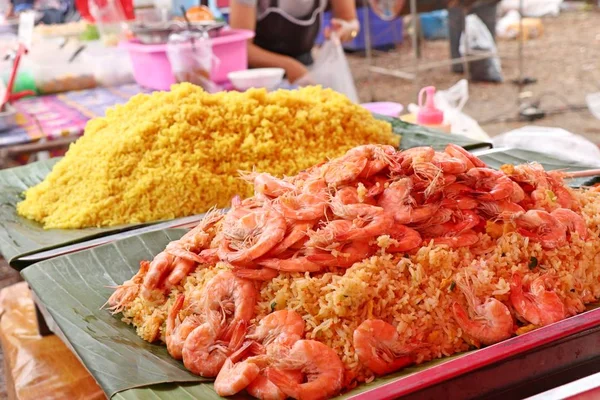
(82, 42, 134, 86)
(121, 28, 254, 90)
(400, 86, 451, 133)
(228, 68, 284, 91)
(420, 10, 449, 40)
(316, 7, 403, 51)
(361, 101, 403, 117)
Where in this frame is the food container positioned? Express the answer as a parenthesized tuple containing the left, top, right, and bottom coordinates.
(121, 28, 253, 90)
(227, 68, 284, 91)
(81, 42, 134, 87)
(29, 60, 96, 94)
(129, 20, 225, 44)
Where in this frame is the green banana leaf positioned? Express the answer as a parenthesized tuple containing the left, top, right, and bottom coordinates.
(22, 228, 474, 400)
(380, 115, 492, 151)
(0, 117, 489, 269)
(478, 148, 600, 187)
(0, 158, 157, 269)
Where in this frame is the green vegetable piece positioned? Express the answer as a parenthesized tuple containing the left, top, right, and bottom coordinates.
(529, 257, 538, 269)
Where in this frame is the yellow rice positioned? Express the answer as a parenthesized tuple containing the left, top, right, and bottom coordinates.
(120, 188, 600, 387)
(17, 84, 397, 229)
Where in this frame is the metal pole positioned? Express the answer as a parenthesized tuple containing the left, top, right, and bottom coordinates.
(410, 0, 419, 97)
(363, 3, 375, 101)
(517, 0, 524, 105)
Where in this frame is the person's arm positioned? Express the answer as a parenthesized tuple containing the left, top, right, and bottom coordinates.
(327, 0, 360, 42)
(229, 0, 308, 83)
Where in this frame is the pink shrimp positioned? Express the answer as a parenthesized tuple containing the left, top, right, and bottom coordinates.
(512, 210, 567, 249)
(258, 256, 323, 273)
(266, 340, 345, 400)
(308, 240, 372, 268)
(478, 200, 525, 219)
(510, 272, 566, 326)
(353, 319, 421, 375)
(165, 208, 224, 260)
(431, 151, 468, 174)
(462, 168, 514, 201)
(421, 210, 480, 237)
(106, 261, 149, 314)
(345, 144, 396, 178)
(141, 251, 175, 298)
(378, 180, 437, 224)
(219, 208, 287, 265)
(432, 230, 480, 248)
(399, 146, 435, 171)
(444, 143, 487, 169)
(247, 372, 303, 400)
(247, 310, 305, 348)
(510, 181, 526, 203)
(305, 220, 354, 248)
(452, 274, 513, 345)
(385, 224, 422, 252)
(233, 267, 279, 281)
(166, 295, 202, 360)
(551, 208, 588, 240)
(269, 221, 316, 255)
(334, 209, 394, 242)
(323, 155, 368, 186)
(277, 193, 327, 221)
(242, 172, 297, 198)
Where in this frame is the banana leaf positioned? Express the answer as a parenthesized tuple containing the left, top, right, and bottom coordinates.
(22, 228, 600, 400)
(478, 148, 600, 188)
(0, 158, 157, 269)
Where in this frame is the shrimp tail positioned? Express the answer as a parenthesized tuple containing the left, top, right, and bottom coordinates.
(265, 367, 301, 400)
(228, 320, 248, 353)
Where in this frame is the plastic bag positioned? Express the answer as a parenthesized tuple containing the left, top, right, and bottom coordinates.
(496, 9, 521, 39)
(499, 0, 562, 17)
(166, 31, 221, 93)
(296, 34, 359, 103)
(586, 92, 600, 121)
(459, 14, 503, 82)
(493, 126, 600, 167)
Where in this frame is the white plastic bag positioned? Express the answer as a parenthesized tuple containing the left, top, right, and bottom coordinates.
(496, 9, 521, 39)
(459, 15, 503, 82)
(296, 34, 359, 103)
(166, 31, 221, 93)
(493, 126, 600, 167)
(499, 0, 562, 17)
(586, 92, 600, 121)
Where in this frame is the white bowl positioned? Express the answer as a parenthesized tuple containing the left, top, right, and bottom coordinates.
(227, 68, 285, 91)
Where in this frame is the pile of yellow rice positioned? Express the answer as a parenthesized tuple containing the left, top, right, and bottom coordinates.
(121, 188, 600, 386)
(17, 84, 397, 229)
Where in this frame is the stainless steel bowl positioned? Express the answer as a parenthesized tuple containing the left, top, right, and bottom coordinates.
(130, 21, 226, 44)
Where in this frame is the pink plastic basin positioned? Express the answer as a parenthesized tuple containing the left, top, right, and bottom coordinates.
(120, 29, 254, 91)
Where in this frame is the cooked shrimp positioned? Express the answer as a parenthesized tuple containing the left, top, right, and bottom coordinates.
(241, 172, 297, 198)
(421, 210, 480, 237)
(551, 208, 588, 240)
(308, 240, 371, 268)
(463, 168, 514, 201)
(233, 267, 279, 281)
(378, 180, 438, 224)
(202, 271, 257, 328)
(385, 225, 422, 253)
(141, 251, 175, 298)
(432, 230, 480, 248)
(399, 146, 435, 171)
(165, 208, 224, 257)
(510, 272, 566, 326)
(478, 200, 525, 219)
(182, 312, 229, 377)
(277, 193, 327, 221)
(214, 357, 260, 396)
(432, 152, 468, 174)
(220, 208, 287, 265)
(269, 221, 315, 255)
(164, 257, 197, 289)
(258, 256, 322, 273)
(305, 220, 354, 248)
(247, 372, 303, 400)
(512, 210, 567, 249)
(353, 319, 420, 375)
(345, 144, 396, 178)
(324, 155, 368, 186)
(444, 143, 487, 169)
(267, 340, 345, 400)
(335, 209, 394, 242)
(166, 295, 202, 360)
(106, 261, 149, 313)
(247, 310, 305, 348)
(510, 181, 526, 203)
(452, 274, 513, 345)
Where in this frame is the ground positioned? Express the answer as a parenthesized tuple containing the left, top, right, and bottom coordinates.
(0, 8, 599, 398)
(347, 9, 600, 140)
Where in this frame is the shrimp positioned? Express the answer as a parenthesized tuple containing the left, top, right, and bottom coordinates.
(182, 311, 231, 377)
(165, 208, 224, 258)
(510, 181, 526, 203)
(452, 274, 513, 345)
(277, 193, 327, 221)
(233, 267, 279, 281)
(334, 208, 394, 242)
(385, 225, 422, 253)
(241, 172, 297, 198)
(305, 220, 354, 248)
(444, 143, 487, 169)
(462, 168, 514, 201)
(421, 210, 480, 237)
(247, 310, 305, 348)
(105, 261, 149, 313)
(202, 271, 257, 328)
(353, 319, 421, 375)
(378, 180, 437, 224)
(219, 208, 287, 265)
(247, 372, 303, 400)
(258, 256, 322, 273)
(323, 155, 368, 186)
(345, 144, 396, 178)
(215, 356, 261, 396)
(512, 210, 567, 249)
(431, 152, 468, 174)
(266, 340, 345, 400)
(432, 230, 480, 248)
(478, 200, 525, 219)
(166, 295, 202, 360)
(164, 257, 197, 290)
(399, 146, 435, 171)
(551, 208, 588, 240)
(308, 240, 371, 268)
(269, 221, 315, 255)
(510, 272, 566, 326)
(141, 251, 175, 298)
